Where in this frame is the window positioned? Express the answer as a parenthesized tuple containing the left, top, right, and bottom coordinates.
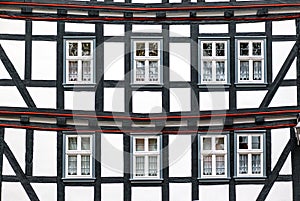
(236, 132, 265, 177)
(200, 134, 228, 178)
(64, 39, 95, 84)
(132, 135, 161, 179)
(64, 134, 94, 178)
(237, 39, 265, 83)
(132, 40, 162, 84)
(200, 40, 228, 84)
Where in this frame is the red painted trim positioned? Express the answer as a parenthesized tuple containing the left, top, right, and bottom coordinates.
(1, 1, 300, 12)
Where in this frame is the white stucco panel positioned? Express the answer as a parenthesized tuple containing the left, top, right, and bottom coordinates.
(169, 135, 191, 177)
(266, 182, 292, 201)
(104, 88, 125, 112)
(0, 19, 25, 34)
(132, 187, 162, 201)
(2, 182, 30, 201)
(199, 24, 228, 33)
(101, 184, 123, 201)
(0, 86, 26, 107)
(269, 86, 297, 107)
(101, 134, 124, 177)
(199, 185, 229, 201)
(170, 43, 191, 81)
(236, 22, 265, 32)
(104, 42, 125, 80)
(65, 23, 95, 32)
(199, 91, 229, 111)
(170, 88, 191, 112)
(169, 25, 190, 37)
(236, 90, 267, 109)
(32, 183, 57, 201)
(132, 91, 162, 113)
(27, 87, 56, 109)
(170, 183, 191, 201)
(104, 24, 124, 36)
(32, 21, 57, 35)
(65, 187, 94, 201)
(64, 91, 95, 111)
(236, 185, 263, 201)
(273, 20, 296, 35)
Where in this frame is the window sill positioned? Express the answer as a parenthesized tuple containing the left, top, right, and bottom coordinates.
(198, 177, 231, 183)
(130, 83, 164, 88)
(130, 178, 164, 183)
(233, 176, 267, 182)
(63, 83, 97, 89)
(198, 83, 231, 89)
(62, 177, 96, 183)
(235, 83, 267, 88)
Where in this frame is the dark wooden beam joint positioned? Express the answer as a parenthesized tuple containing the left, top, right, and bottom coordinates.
(255, 116, 265, 124)
(156, 12, 166, 19)
(20, 116, 30, 124)
(56, 117, 67, 126)
(224, 10, 234, 18)
(224, 118, 233, 126)
(88, 119, 98, 128)
(257, 8, 268, 17)
(88, 10, 99, 17)
(124, 12, 133, 18)
(190, 11, 197, 18)
(21, 7, 32, 14)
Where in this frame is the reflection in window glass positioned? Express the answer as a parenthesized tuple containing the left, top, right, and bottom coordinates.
(216, 61, 225, 81)
(69, 61, 78, 81)
(68, 137, 77, 150)
(216, 155, 225, 175)
(203, 138, 212, 150)
(149, 61, 159, 82)
(203, 156, 212, 175)
(69, 43, 78, 56)
(68, 156, 77, 175)
(148, 139, 157, 151)
(239, 136, 248, 149)
(81, 155, 90, 175)
(203, 61, 212, 81)
(82, 42, 91, 56)
(136, 139, 145, 151)
(135, 156, 145, 176)
(240, 42, 249, 56)
(215, 137, 224, 150)
(252, 154, 261, 174)
(203, 43, 212, 56)
(81, 137, 90, 150)
(239, 154, 248, 174)
(252, 136, 261, 149)
(240, 61, 249, 80)
(148, 156, 158, 176)
(149, 42, 158, 56)
(136, 43, 145, 56)
(216, 43, 225, 56)
(252, 42, 261, 56)
(253, 61, 262, 80)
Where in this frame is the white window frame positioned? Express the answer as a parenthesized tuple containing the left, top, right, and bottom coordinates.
(132, 135, 161, 179)
(236, 132, 264, 177)
(132, 39, 162, 85)
(237, 39, 265, 83)
(200, 40, 229, 84)
(64, 133, 94, 179)
(64, 39, 95, 85)
(199, 134, 228, 178)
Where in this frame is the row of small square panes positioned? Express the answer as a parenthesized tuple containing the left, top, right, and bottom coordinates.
(135, 138, 158, 151)
(68, 136, 91, 150)
(135, 42, 159, 57)
(68, 42, 91, 57)
(67, 155, 91, 176)
(135, 60, 159, 82)
(68, 61, 92, 82)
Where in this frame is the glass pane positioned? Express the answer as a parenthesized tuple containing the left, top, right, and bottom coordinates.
(148, 139, 157, 151)
(148, 156, 158, 176)
(253, 61, 262, 80)
(135, 156, 145, 176)
(202, 61, 212, 81)
(203, 43, 212, 56)
(149, 61, 159, 82)
(68, 156, 77, 175)
(239, 154, 248, 174)
(81, 155, 90, 175)
(252, 42, 262, 56)
(239, 136, 248, 149)
(252, 154, 261, 174)
(135, 61, 145, 82)
(216, 61, 225, 81)
(68, 61, 78, 81)
(68, 137, 77, 150)
(216, 155, 225, 175)
(216, 43, 225, 56)
(240, 42, 249, 56)
(81, 137, 90, 150)
(69, 42, 78, 56)
(203, 138, 212, 150)
(82, 61, 91, 81)
(136, 43, 145, 56)
(203, 155, 212, 175)
(215, 137, 224, 150)
(252, 136, 261, 149)
(82, 42, 91, 56)
(240, 61, 249, 80)
(136, 139, 145, 151)
(149, 42, 158, 56)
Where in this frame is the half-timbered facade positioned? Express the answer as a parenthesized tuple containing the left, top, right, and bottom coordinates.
(0, 0, 300, 200)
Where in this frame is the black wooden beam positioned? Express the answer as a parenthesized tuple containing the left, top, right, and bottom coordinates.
(57, 131, 65, 201)
(290, 128, 300, 201)
(256, 138, 296, 201)
(25, 20, 32, 81)
(123, 133, 131, 201)
(191, 134, 199, 200)
(260, 42, 298, 108)
(162, 134, 169, 201)
(0, 128, 4, 196)
(0, 44, 36, 108)
(25, 129, 34, 176)
(3, 140, 39, 201)
(94, 132, 101, 201)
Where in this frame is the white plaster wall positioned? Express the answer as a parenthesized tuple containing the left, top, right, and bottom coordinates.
(104, 24, 124, 36)
(101, 184, 123, 201)
(0, 86, 26, 107)
(236, 90, 267, 109)
(169, 183, 191, 201)
(1, 182, 30, 201)
(32, 21, 57, 35)
(64, 91, 95, 111)
(273, 20, 296, 35)
(170, 25, 190, 37)
(3, 129, 26, 175)
(114, 0, 125, 2)
(272, 42, 296, 81)
(65, 23, 95, 33)
(236, 22, 265, 32)
(169, 0, 182, 3)
(199, 91, 229, 111)
(199, 185, 229, 201)
(65, 187, 94, 201)
(0, 19, 25, 34)
(0, 40, 25, 79)
(104, 88, 125, 112)
(101, 134, 123, 177)
(236, 185, 263, 201)
(269, 86, 297, 108)
(27, 87, 56, 109)
(132, 0, 161, 3)
(170, 43, 191, 82)
(199, 24, 228, 33)
(32, 183, 57, 201)
(170, 88, 191, 112)
(132, 25, 162, 33)
(271, 128, 291, 174)
(132, 187, 162, 201)
(32, 41, 57, 80)
(265, 182, 292, 201)
(33, 131, 57, 176)
(169, 135, 191, 177)
(104, 42, 125, 80)
(132, 91, 162, 113)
